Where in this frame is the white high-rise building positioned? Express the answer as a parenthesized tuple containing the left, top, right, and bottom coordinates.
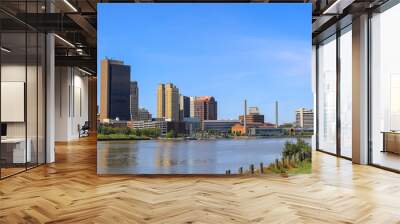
(296, 108, 314, 129)
(189, 96, 197, 118)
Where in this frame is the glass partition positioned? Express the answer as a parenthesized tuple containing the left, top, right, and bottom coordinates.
(0, 1, 46, 179)
(317, 35, 337, 154)
(1, 31, 28, 177)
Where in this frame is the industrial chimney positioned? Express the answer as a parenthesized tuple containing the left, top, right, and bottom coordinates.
(244, 99, 247, 135)
(275, 101, 279, 128)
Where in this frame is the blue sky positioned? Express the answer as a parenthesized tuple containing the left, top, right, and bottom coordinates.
(98, 4, 312, 123)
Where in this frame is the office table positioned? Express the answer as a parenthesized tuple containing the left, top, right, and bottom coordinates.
(1, 138, 31, 164)
(382, 131, 400, 154)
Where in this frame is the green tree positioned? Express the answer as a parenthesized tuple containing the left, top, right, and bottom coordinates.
(166, 130, 175, 138)
(129, 128, 136, 136)
(98, 125, 106, 134)
(150, 128, 161, 138)
(282, 138, 311, 158)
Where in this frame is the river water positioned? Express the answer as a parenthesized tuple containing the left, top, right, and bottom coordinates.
(97, 138, 311, 174)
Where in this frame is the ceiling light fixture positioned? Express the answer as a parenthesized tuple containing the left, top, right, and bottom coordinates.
(322, 0, 355, 15)
(63, 0, 78, 12)
(54, 34, 75, 48)
(78, 67, 93, 76)
(1, 47, 11, 53)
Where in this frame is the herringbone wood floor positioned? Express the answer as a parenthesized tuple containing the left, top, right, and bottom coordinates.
(1, 136, 400, 224)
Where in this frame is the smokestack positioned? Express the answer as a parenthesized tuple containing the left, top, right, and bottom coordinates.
(244, 99, 247, 135)
(275, 101, 279, 128)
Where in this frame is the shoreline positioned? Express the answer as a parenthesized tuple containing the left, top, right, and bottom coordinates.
(97, 135, 312, 141)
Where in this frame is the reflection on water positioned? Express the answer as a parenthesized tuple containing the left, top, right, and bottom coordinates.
(97, 138, 310, 174)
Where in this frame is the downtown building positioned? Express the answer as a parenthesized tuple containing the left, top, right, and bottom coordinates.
(194, 96, 217, 125)
(189, 96, 197, 118)
(157, 83, 180, 121)
(203, 120, 239, 134)
(130, 120, 185, 136)
(138, 108, 152, 121)
(295, 108, 313, 130)
(239, 106, 265, 124)
(179, 95, 190, 120)
(100, 58, 131, 121)
(130, 120, 167, 135)
(130, 81, 139, 121)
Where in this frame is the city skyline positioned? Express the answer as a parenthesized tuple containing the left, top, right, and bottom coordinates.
(100, 63, 312, 124)
(97, 4, 312, 123)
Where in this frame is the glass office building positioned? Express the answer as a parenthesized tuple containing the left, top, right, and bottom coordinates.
(313, 0, 400, 172)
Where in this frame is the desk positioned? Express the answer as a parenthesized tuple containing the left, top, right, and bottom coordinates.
(382, 132, 400, 154)
(1, 138, 31, 164)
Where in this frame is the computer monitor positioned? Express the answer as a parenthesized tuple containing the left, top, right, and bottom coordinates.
(1, 123, 7, 137)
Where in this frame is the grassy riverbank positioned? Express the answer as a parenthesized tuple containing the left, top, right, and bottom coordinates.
(97, 134, 151, 141)
(97, 126, 161, 141)
(241, 138, 312, 175)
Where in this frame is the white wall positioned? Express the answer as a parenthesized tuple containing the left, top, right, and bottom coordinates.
(1, 65, 26, 132)
(1, 65, 34, 138)
(55, 67, 89, 141)
(1, 63, 46, 164)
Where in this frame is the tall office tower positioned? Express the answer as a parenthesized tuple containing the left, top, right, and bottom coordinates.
(130, 81, 139, 121)
(179, 95, 190, 120)
(165, 83, 180, 121)
(189, 96, 197, 117)
(194, 96, 218, 122)
(296, 108, 314, 129)
(157, 83, 180, 121)
(100, 58, 131, 121)
(275, 101, 279, 128)
(157, 84, 166, 119)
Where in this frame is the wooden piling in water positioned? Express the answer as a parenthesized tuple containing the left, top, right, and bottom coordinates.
(250, 164, 254, 174)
